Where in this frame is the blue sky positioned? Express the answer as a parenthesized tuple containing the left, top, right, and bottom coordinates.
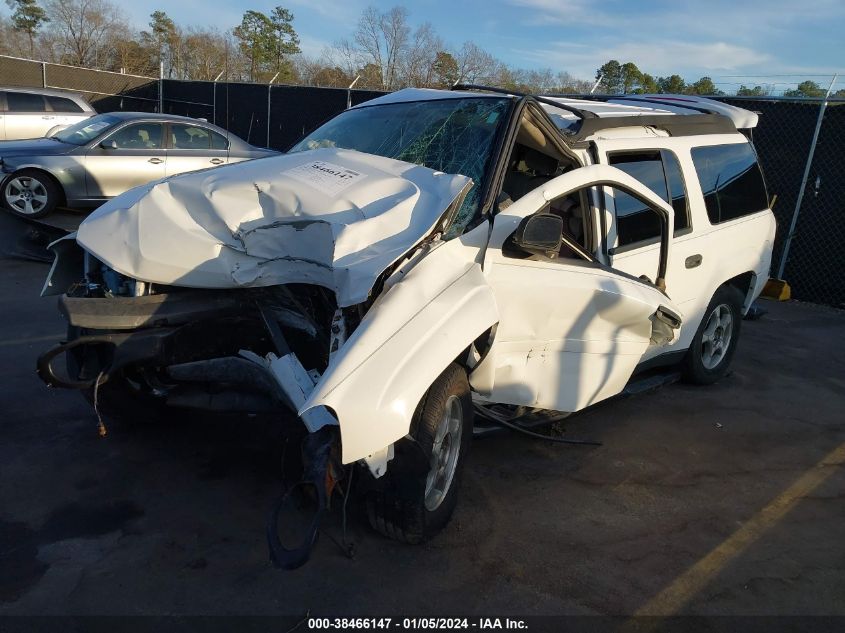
(83, 0, 845, 88)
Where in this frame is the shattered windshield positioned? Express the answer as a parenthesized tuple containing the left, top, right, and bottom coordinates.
(290, 97, 511, 238)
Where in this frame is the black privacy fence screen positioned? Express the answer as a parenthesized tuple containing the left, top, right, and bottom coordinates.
(2, 54, 844, 307)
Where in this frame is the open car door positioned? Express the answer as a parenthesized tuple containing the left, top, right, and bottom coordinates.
(472, 164, 683, 413)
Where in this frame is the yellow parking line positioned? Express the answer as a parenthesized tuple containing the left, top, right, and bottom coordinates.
(0, 333, 63, 347)
(632, 441, 845, 618)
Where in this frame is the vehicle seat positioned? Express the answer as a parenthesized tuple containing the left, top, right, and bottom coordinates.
(502, 147, 559, 201)
(171, 128, 195, 149)
(549, 195, 586, 257)
(140, 126, 161, 148)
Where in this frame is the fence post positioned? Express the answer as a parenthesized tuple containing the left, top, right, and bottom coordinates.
(41, 61, 46, 88)
(347, 75, 360, 109)
(267, 72, 280, 148)
(212, 70, 224, 126)
(777, 74, 838, 279)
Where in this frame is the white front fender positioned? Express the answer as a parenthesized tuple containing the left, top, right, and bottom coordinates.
(300, 223, 498, 464)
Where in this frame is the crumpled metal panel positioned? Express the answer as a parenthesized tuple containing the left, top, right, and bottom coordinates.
(76, 147, 471, 307)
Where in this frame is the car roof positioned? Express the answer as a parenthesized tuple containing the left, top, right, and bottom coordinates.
(539, 94, 758, 130)
(0, 85, 91, 101)
(101, 111, 214, 123)
(1, 85, 83, 97)
(353, 87, 756, 141)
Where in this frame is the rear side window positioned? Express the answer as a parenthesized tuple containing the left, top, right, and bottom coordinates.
(691, 143, 768, 224)
(607, 150, 689, 247)
(7, 91, 47, 112)
(47, 95, 84, 113)
(170, 124, 221, 150)
(211, 131, 229, 149)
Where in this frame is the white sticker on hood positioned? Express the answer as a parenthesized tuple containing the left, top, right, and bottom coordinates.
(285, 160, 366, 196)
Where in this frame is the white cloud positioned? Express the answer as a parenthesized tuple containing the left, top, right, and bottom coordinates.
(514, 40, 771, 78)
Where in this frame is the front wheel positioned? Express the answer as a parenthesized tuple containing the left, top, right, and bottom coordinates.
(682, 284, 744, 384)
(366, 363, 473, 544)
(3, 169, 60, 219)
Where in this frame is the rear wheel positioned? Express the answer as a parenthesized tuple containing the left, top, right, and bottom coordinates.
(366, 363, 473, 544)
(682, 285, 744, 384)
(3, 169, 60, 219)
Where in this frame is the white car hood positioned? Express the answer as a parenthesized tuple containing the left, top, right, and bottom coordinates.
(77, 147, 472, 306)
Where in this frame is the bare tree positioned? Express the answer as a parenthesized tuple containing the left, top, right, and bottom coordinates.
(454, 41, 497, 85)
(180, 28, 226, 81)
(400, 22, 442, 87)
(352, 5, 409, 90)
(0, 14, 34, 56)
(45, 0, 125, 67)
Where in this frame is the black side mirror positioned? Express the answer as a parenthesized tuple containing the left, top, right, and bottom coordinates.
(100, 140, 118, 150)
(512, 213, 563, 258)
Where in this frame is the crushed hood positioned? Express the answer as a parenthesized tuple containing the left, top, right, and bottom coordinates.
(76, 148, 472, 306)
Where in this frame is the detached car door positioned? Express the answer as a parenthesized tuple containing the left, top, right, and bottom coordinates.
(475, 164, 682, 413)
(165, 123, 229, 177)
(84, 122, 167, 198)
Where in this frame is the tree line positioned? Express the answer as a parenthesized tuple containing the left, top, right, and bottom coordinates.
(2, 0, 840, 98)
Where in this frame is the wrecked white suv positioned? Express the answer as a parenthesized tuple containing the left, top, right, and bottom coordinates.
(38, 88, 775, 565)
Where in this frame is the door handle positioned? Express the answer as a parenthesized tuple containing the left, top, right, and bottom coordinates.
(209, 158, 224, 165)
(42, 115, 55, 120)
(685, 254, 703, 269)
(148, 158, 164, 164)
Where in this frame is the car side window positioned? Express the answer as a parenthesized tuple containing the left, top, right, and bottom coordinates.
(211, 131, 229, 150)
(7, 91, 47, 112)
(46, 96, 84, 113)
(607, 150, 689, 247)
(107, 123, 164, 149)
(170, 124, 212, 150)
(690, 143, 768, 224)
(661, 150, 689, 232)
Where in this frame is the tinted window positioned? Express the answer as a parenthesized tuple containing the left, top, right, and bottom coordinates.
(46, 95, 84, 113)
(691, 143, 768, 224)
(7, 91, 46, 112)
(211, 131, 229, 149)
(608, 152, 665, 246)
(608, 150, 689, 247)
(170, 124, 211, 149)
(108, 123, 164, 149)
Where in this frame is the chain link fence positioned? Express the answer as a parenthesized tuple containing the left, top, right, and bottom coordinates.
(718, 96, 845, 307)
(2, 54, 844, 306)
(0, 54, 158, 111)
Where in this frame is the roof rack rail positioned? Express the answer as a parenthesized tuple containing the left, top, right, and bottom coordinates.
(569, 113, 736, 141)
(609, 95, 713, 115)
(451, 84, 595, 119)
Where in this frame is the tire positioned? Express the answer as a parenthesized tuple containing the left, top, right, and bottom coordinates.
(682, 284, 744, 385)
(366, 363, 474, 544)
(66, 326, 166, 428)
(2, 169, 61, 219)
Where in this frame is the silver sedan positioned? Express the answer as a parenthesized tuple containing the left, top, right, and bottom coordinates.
(0, 112, 278, 218)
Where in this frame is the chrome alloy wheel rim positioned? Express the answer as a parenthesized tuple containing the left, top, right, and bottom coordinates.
(701, 303, 734, 370)
(5, 176, 48, 215)
(424, 395, 463, 511)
